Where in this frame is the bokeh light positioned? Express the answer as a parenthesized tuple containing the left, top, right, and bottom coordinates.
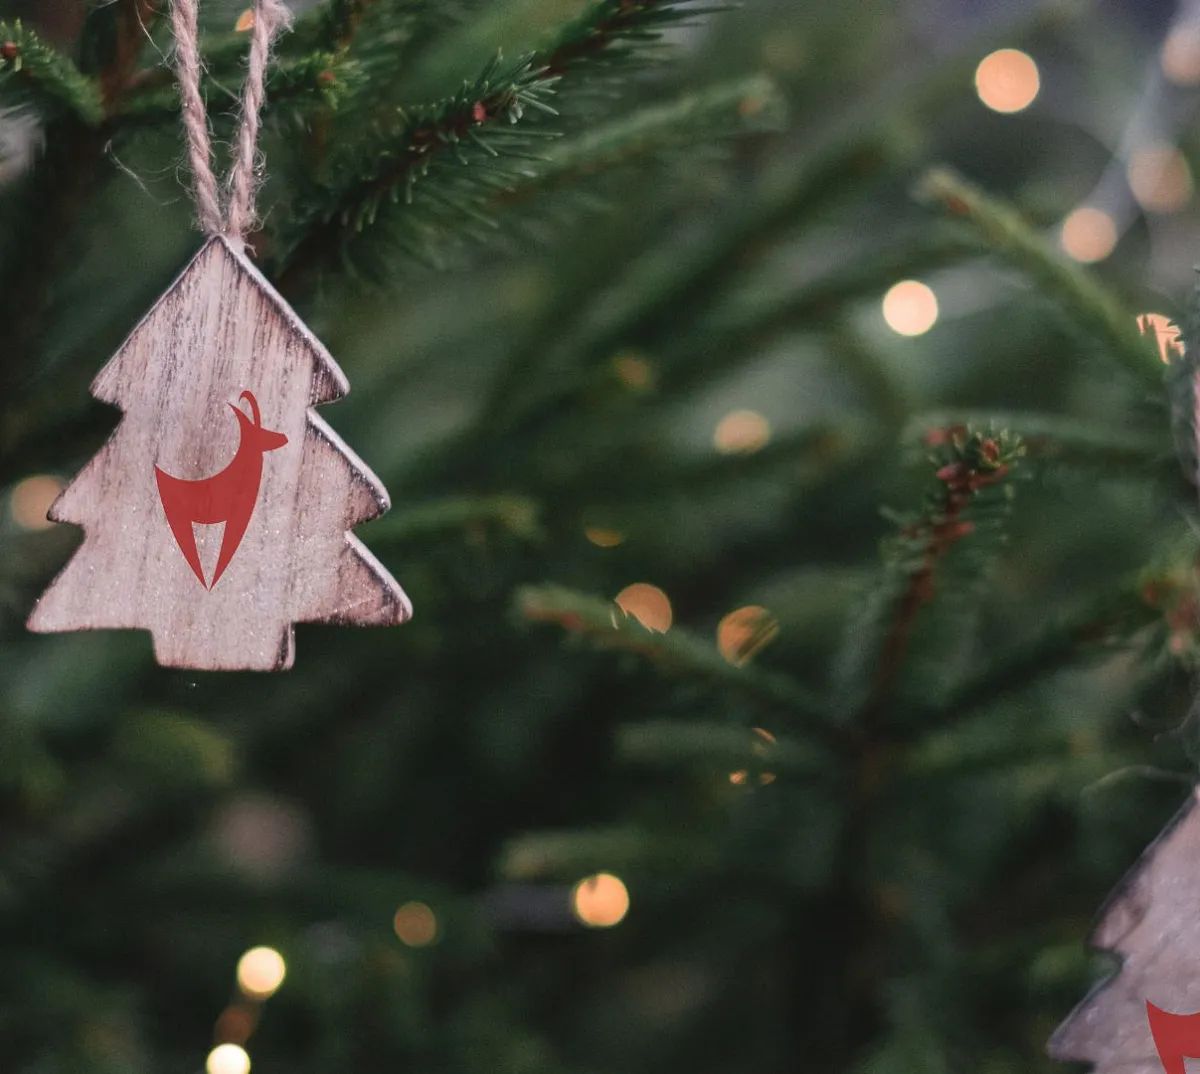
(615, 583, 673, 632)
(572, 872, 630, 928)
(584, 526, 625, 548)
(1137, 312, 1184, 363)
(1162, 25, 1200, 85)
(1060, 207, 1117, 263)
(236, 946, 286, 999)
(974, 48, 1040, 113)
(393, 901, 439, 947)
(717, 606, 780, 666)
(1128, 145, 1193, 213)
(882, 280, 938, 337)
(207, 1044, 251, 1074)
(234, 9, 255, 32)
(713, 409, 771, 454)
(10, 474, 63, 531)
(612, 353, 655, 391)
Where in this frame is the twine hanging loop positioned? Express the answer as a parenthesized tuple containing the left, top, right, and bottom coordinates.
(170, 0, 293, 244)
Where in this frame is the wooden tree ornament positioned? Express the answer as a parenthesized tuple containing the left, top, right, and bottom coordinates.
(26, 0, 410, 670)
(1049, 789, 1200, 1073)
(27, 236, 412, 670)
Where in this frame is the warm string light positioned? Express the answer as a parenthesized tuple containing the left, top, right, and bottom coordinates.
(1060, 207, 1117, 263)
(615, 583, 673, 632)
(206, 946, 286, 1069)
(1137, 312, 1184, 363)
(974, 48, 1040, 113)
(730, 727, 778, 787)
(713, 409, 771, 454)
(584, 526, 625, 548)
(207, 1043, 251, 1074)
(393, 901, 439, 947)
(9, 474, 63, 531)
(612, 352, 655, 391)
(882, 280, 938, 337)
(236, 946, 286, 999)
(1162, 25, 1200, 86)
(717, 605, 779, 667)
(1127, 144, 1193, 213)
(572, 873, 630, 927)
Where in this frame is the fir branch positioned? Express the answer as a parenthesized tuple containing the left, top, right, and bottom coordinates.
(616, 720, 830, 776)
(538, 0, 716, 80)
(515, 584, 840, 743)
(273, 0, 717, 280)
(489, 74, 783, 211)
(365, 494, 542, 543)
(573, 426, 860, 505)
(903, 410, 1170, 476)
(834, 426, 1025, 725)
(114, 52, 348, 125)
(0, 21, 103, 126)
(323, 0, 384, 49)
(917, 168, 1161, 387)
(654, 227, 973, 398)
(481, 126, 899, 429)
(929, 577, 1155, 724)
(498, 824, 713, 880)
(273, 54, 560, 276)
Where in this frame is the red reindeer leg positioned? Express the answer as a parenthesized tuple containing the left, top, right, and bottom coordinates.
(155, 466, 207, 586)
(210, 477, 258, 589)
(1147, 1001, 1200, 1074)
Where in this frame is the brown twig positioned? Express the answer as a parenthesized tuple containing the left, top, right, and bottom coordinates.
(100, 0, 160, 114)
(861, 430, 1012, 726)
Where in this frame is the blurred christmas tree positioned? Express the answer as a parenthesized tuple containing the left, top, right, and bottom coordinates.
(4, 0, 1200, 1071)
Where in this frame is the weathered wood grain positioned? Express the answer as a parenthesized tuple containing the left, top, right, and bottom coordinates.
(27, 235, 411, 671)
(1049, 788, 1200, 1072)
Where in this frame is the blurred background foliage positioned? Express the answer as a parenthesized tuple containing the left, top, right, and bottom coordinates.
(2, 0, 1200, 1071)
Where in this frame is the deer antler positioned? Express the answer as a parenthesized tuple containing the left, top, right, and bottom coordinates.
(238, 389, 262, 426)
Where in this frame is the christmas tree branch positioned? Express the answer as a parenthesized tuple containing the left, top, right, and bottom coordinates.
(113, 52, 347, 125)
(928, 577, 1154, 725)
(569, 425, 859, 504)
(0, 21, 103, 125)
(834, 426, 1024, 726)
(365, 494, 542, 543)
(655, 228, 973, 398)
(516, 584, 841, 743)
(271, 54, 561, 279)
(498, 824, 713, 880)
(480, 126, 899, 429)
(272, 0, 711, 281)
(616, 720, 829, 776)
(918, 168, 1161, 387)
(904, 410, 1170, 476)
(487, 74, 783, 211)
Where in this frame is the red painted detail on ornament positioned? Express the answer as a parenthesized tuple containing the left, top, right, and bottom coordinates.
(154, 390, 288, 589)
(1147, 1000, 1200, 1074)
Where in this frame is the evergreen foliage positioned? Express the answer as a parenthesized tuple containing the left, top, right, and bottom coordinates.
(0, 1, 1197, 1072)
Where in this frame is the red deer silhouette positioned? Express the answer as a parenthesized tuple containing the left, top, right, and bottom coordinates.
(1147, 1000, 1200, 1074)
(154, 390, 288, 589)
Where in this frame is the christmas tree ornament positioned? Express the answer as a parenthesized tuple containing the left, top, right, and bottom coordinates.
(26, 0, 411, 671)
(1049, 789, 1200, 1074)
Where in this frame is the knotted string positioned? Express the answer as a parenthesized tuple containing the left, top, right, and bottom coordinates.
(170, 0, 293, 245)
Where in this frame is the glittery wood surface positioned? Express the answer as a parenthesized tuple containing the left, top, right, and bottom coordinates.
(27, 236, 411, 670)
